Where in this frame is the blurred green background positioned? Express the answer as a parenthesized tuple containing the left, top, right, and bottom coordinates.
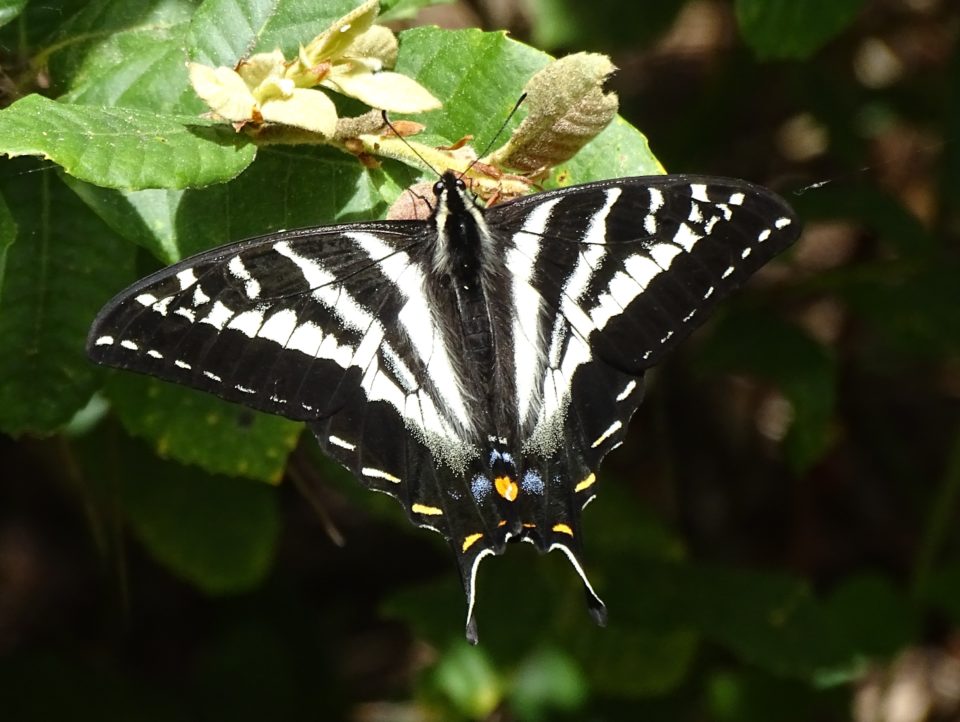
(2, 0, 960, 720)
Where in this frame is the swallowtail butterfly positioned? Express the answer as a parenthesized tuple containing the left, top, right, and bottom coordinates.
(88, 170, 799, 642)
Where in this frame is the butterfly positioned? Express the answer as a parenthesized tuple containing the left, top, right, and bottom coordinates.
(88, 169, 800, 642)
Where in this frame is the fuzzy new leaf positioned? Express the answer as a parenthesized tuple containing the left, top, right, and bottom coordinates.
(486, 52, 618, 174)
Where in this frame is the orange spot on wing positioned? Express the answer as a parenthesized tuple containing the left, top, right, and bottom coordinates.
(495, 475, 518, 501)
(574, 473, 596, 493)
(552, 523, 574, 537)
(412, 503, 443, 516)
(462, 533, 483, 552)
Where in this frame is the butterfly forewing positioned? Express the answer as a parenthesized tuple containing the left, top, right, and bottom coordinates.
(485, 175, 796, 470)
(88, 170, 800, 642)
(89, 222, 464, 441)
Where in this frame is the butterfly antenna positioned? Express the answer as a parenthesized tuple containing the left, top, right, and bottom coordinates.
(460, 93, 528, 180)
(381, 110, 441, 177)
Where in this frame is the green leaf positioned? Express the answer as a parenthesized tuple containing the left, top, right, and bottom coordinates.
(0, 161, 135, 435)
(0, 0, 27, 29)
(170, 146, 419, 259)
(572, 620, 698, 698)
(735, 0, 866, 60)
(697, 312, 837, 473)
(105, 374, 302, 483)
(0, 95, 256, 190)
(64, 27, 659, 265)
(0, 188, 15, 300)
(378, 0, 453, 23)
(841, 262, 960, 363)
(112, 439, 281, 594)
(431, 641, 503, 720)
(509, 647, 588, 721)
(706, 669, 836, 722)
(677, 565, 858, 681)
(68, 144, 412, 267)
(823, 574, 917, 659)
(48, 0, 200, 112)
(187, 0, 362, 66)
(67, 145, 415, 271)
(395, 27, 661, 180)
(63, 180, 186, 265)
(528, 0, 685, 51)
(57, 22, 200, 113)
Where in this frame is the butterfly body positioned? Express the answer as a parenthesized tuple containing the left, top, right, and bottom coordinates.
(88, 169, 800, 641)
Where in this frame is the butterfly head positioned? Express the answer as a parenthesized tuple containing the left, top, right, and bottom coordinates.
(432, 170, 467, 199)
(430, 170, 474, 226)
(429, 171, 493, 278)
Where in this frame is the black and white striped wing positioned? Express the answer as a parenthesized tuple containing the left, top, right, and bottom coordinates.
(486, 173, 799, 545)
(86, 221, 476, 458)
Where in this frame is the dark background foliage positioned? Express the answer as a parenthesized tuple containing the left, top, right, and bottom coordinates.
(2, 0, 959, 720)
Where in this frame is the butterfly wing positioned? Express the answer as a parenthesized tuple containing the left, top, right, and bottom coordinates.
(485, 174, 800, 609)
(90, 219, 481, 467)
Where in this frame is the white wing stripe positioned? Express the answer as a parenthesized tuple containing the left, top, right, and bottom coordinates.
(201, 300, 233, 330)
(258, 309, 298, 345)
(228, 256, 261, 299)
(510, 197, 561, 426)
(649, 243, 682, 269)
(227, 309, 264, 338)
(672, 223, 701, 253)
(624, 254, 661, 288)
(287, 321, 324, 356)
(346, 231, 472, 435)
(563, 188, 621, 303)
(274, 241, 373, 332)
(176, 269, 197, 290)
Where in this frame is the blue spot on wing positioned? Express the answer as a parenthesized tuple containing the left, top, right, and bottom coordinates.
(522, 470, 544, 495)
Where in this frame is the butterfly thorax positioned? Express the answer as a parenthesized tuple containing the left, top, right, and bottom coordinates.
(427, 172, 518, 445)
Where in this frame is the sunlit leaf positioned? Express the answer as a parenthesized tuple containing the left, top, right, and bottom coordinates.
(187, 0, 362, 66)
(509, 647, 588, 721)
(49, 0, 199, 112)
(0, 0, 26, 29)
(0, 95, 257, 190)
